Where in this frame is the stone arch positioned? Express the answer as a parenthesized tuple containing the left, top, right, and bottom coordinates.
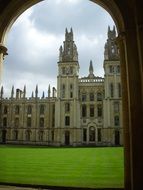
(87, 122, 97, 144)
(89, 126, 96, 142)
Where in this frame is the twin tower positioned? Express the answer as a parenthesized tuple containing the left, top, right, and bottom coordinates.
(0, 27, 122, 146)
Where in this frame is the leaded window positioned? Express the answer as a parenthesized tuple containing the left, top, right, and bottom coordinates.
(82, 105, 87, 117)
(40, 105, 45, 115)
(39, 117, 44, 127)
(90, 105, 94, 117)
(65, 116, 70, 126)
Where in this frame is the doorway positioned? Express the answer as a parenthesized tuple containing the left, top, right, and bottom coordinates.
(2, 130, 6, 143)
(115, 130, 120, 145)
(65, 131, 70, 145)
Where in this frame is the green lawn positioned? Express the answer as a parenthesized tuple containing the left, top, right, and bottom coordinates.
(0, 146, 124, 188)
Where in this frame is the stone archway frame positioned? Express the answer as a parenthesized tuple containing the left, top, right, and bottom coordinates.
(0, 0, 126, 186)
(1, 1, 143, 190)
(87, 122, 97, 144)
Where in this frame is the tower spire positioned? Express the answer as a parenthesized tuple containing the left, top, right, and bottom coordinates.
(35, 84, 38, 98)
(88, 60, 95, 78)
(31, 91, 34, 98)
(42, 91, 45, 99)
(23, 85, 26, 98)
(11, 85, 14, 98)
(48, 84, 51, 98)
(0, 86, 3, 99)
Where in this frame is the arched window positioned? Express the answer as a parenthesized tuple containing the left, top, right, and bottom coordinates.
(61, 84, 65, 98)
(27, 117, 31, 127)
(65, 103, 70, 112)
(110, 83, 114, 97)
(26, 130, 31, 141)
(117, 65, 120, 73)
(51, 130, 54, 141)
(97, 105, 102, 117)
(90, 92, 94, 101)
(109, 65, 113, 73)
(27, 105, 32, 114)
(39, 117, 44, 127)
(40, 104, 45, 115)
(70, 84, 73, 98)
(114, 102, 119, 112)
(81, 93, 86, 102)
(90, 105, 94, 117)
(3, 106, 8, 114)
(3, 117, 7, 127)
(114, 116, 120, 126)
(13, 130, 18, 140)
(39, 131, 44, 141)
(15, 105, 20, 115)
(83, 128, 87, 142)
(70, 84, 73, 90)
(89, 126, 95, 142)
(15, 117, 19, 128)
(82, 105, 87, 117)
(65, 116, 70, 126)
(52, 105, 55, 127)
(97, 92, 102, 101)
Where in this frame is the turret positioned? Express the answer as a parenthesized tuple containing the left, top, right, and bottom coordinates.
(104, 26, 119, 60)
(16, 88, 23, 99)
(52, 87, 56, 98)
(58, 28, 78, 62)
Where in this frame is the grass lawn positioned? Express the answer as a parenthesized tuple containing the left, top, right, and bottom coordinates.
(0, 146, 124, 188)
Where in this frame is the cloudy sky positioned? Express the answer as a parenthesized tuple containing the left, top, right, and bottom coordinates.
(2, 0, 114, 97)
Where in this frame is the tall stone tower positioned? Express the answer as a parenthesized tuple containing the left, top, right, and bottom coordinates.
(55, 28, 81, 146)
(103, 26, 122, 145)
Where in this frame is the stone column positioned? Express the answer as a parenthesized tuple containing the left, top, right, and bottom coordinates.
(124, 27, 143, 190)
(116, 33, 131, 190)
(136, 24, 143, 98)
(0, 44, 8, 83)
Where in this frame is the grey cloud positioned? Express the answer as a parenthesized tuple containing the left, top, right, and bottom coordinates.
(3, 0, 115, 96)
(30, 0, 114, 36)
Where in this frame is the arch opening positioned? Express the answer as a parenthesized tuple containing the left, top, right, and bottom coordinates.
(0, 0, 126, 189)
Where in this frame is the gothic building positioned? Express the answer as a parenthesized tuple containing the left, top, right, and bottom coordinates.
(0, 27, 123, 146)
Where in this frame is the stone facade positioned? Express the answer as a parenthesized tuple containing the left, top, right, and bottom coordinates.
(0, 27, 123, 146)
